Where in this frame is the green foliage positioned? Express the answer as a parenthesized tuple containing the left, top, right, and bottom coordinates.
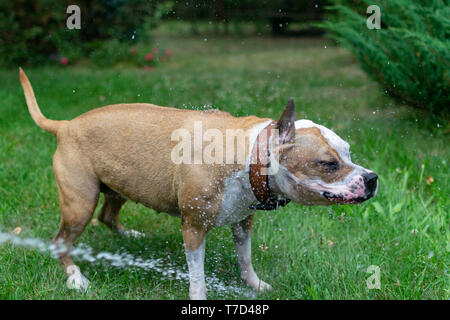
(76, 0, 154, 42)
(322, 0, 450, 115)
(88, 40, 171, 67)
(0, 0, 65, 66)
(88, 40, 133, 67)
(0, 0, 173, 67)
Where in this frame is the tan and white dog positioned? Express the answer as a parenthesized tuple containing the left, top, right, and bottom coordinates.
(19, 69, 378, 299)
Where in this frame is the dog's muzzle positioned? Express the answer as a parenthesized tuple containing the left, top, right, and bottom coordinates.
(323, 171, 378, 204)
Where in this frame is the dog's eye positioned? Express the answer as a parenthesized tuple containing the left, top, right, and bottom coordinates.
(318, 159, 340, 171)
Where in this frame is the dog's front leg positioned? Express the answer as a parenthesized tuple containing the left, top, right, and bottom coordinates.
(183, 223, 207, 300)
(232, 215, 272, 293)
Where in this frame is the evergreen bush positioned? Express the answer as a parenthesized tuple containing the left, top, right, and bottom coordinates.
(322, 0, 449, 115)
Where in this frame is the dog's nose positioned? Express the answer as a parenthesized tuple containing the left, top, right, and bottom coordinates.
(363, 172, 378, 194)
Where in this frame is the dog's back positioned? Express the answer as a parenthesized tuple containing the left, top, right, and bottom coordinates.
(20, 68, 266, 215)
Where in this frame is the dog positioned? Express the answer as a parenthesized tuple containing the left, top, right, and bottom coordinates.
(19, 68, 378, 299)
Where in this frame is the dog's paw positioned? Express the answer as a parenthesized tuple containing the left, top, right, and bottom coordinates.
(246, 277, 272, 293)
(189, 283, 207, 300)
(255, 280, 272, 292)
(66, 265, 90, 292)
(121, 229, 146, 239)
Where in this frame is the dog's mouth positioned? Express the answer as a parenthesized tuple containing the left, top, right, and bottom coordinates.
(323, 191, 368, 204)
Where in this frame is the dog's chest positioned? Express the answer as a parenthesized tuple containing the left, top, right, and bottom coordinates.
(214, 170, 256, 227)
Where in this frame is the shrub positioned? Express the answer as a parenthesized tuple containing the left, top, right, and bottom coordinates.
(0, 0, 172, 67)
(0, 0, 64, 66)
(322, 0, 449, 115)
(88, 41, 171, 68)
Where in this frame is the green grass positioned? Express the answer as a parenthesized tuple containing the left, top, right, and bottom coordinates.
(0, 36, 448, 300)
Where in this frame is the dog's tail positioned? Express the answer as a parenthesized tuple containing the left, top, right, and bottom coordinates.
(19, 68, 61, 134)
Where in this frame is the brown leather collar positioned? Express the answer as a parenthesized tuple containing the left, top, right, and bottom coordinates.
(248, 121, 291, 210)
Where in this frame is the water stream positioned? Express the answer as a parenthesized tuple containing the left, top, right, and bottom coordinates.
(0, 229, 253, 298)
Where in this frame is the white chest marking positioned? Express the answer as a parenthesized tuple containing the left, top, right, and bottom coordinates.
(214, 121, 271, 227)
(215, 170, 255, 227)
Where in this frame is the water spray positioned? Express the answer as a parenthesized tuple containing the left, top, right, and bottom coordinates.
(0, 229, 253, 297)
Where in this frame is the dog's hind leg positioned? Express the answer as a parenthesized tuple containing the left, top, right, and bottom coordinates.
(98, 186, 144, 238)
(98, 186, 127, 233)
(52, 151, 100, 292)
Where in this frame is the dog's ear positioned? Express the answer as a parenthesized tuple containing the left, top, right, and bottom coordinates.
(276, 99, 296, 144)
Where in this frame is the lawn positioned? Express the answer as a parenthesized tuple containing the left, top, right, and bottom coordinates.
(0, 36, 448, 300)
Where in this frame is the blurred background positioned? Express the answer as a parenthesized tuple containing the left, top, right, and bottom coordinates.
(0, 0, 448, 115)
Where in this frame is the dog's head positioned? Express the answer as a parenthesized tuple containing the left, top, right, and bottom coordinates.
(270, 100, 378, 206)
